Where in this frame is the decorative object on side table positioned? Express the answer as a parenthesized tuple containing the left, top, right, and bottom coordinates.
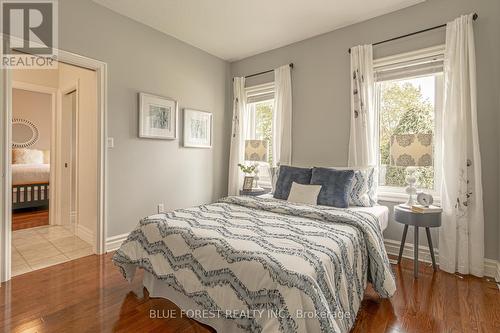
(242, 176, 254, 191)
(139, 93, 177, 139)
(394, 204, 442, 278)
(244, 139, 268, 189)
(390, 133, 433, 207)
(183, 109, 212, 148)
(416, 192, 434, 207)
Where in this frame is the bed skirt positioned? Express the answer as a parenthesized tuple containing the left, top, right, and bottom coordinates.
(142, 271, 244, 333)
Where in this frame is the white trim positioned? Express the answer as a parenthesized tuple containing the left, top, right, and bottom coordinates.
(384, 238, 438, 264)
(378, 190, 409, 203)
(105, 233, 129, 252)
(56, 82, 80, 230)
(495, 262, 500, 290)
(1, 48, 108, 282)
(374, 46, 445, 201)
(1, 68, 12, 283)
(384, 238, 499, 279)
(374, 44, 445, 69)
(76, 224, 95, 249)
(54, 49, 109, 256)
(378, 187, 441, 204)
(497, 261, 500, 282)
(11, 81, 57, 95)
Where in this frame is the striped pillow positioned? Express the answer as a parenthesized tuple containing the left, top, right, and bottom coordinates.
(348, 167, 376, 207)
(330, 166, 376, 207)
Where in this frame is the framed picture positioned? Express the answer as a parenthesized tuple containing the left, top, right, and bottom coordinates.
(242, 176, 254, 191)
(139, 92, 177, 139)
(183, 109, 212, 148)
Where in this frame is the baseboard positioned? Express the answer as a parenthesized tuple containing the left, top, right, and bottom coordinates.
(105, 233, 129, 252)
(70, 211, 77, 225)
(384, 238, 438, 265)
(492, 260, 500, 290)
(497, 262, 500, 283)
(76, 224, 95, 247)
(384, 238, 499, 280)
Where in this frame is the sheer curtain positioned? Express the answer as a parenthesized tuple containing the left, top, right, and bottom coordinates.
(227, 77, 246, 196)
(348, 45, 375, 167)
(273, 65, 292, 166)
(439, 14, 484, 276)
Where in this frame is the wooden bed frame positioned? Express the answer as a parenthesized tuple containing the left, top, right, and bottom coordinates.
(12, 182, 50, 210)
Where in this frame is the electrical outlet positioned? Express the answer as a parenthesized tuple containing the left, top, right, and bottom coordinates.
(157, 203, 165, 214)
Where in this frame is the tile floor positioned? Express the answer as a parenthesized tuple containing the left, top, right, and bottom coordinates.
(12, 225, 94, 276)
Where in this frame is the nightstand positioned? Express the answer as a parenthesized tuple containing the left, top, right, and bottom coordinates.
(394, 205, 442, 278)
(239, 188, 270, 197)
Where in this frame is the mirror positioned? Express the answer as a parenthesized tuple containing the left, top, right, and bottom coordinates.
(12, 118, 39, 148)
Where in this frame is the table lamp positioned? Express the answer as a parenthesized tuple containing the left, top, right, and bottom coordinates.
(244, 139, 268, 189)
(390, 133, 433, 207)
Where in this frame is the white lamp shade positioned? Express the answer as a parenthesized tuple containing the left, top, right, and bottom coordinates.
(390, 133, 433, 167)
(245, 140, 268, 162)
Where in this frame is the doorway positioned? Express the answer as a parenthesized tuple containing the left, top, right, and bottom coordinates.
(11, 85, 55, 232)
(10, 63, 94, 276)
(1, 50, 108, 282)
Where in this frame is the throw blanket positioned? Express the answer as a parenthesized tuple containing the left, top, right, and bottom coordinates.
(113, 196, 395, 333)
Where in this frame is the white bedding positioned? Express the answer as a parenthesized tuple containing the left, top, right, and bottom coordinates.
(258, 194, 389, 231)
(12, 163, 50, 185)
(114, 196, 396, 333)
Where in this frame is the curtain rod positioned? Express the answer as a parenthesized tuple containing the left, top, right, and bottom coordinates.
(233, 63, 294, 81)
(348, 13, 478, 53)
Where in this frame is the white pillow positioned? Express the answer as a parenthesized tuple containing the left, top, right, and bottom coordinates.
(12, 148, 44, 164)
(287, 182, 322, 205)
(43, 150, 50, 164)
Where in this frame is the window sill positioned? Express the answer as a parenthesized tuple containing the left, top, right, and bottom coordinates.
(377, 189, 441, 205)
(377, 191, 408, 204)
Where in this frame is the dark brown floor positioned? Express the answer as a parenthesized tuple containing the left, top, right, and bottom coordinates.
(0, 253, 498, 333)
(12, 208, 49, 230)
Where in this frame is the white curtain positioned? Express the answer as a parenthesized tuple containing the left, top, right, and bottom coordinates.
(228, 77, 246, 196)
(439, 14, 484, 276)
(348, 45, 375, 167)
(273, 65, 292, 166)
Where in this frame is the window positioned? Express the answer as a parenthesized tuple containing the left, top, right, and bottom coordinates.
(374, 46, 444, 199)
(244, 83, 274, 187)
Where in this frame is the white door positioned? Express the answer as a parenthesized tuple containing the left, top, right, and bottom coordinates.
(60, 90, 77, 227)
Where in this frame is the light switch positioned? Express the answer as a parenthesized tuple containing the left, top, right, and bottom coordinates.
(107, 137, 114, 148)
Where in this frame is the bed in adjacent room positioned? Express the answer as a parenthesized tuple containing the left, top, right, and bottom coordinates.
(11, 149, 50, 210)
(113, 166, 396, 333)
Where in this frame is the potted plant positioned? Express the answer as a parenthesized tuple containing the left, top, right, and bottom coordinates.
(238, 163, 256, 191)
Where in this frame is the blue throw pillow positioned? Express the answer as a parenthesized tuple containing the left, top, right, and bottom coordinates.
(310, 167, 355, 208)
(273, 165, 312, 200)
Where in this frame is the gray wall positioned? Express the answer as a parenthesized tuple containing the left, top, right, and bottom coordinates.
(231, 0, 500, 260)
(58, 0, 231, 237)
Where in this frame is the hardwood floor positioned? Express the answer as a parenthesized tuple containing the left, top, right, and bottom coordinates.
(1, 253, 498, 333)
(12, 208, 49, 230)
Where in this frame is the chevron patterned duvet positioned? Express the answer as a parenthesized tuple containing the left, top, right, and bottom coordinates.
(113, 196, 396, 333)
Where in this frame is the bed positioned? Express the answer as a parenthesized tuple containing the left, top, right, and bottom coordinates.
(113, 195, 395, 333)
(12, 163, 50, 210)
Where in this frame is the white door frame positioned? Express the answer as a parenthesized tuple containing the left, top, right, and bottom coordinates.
(11, 81, 58, 227)
(58, 82, 80, 230)
(1, 49, 108, 282)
